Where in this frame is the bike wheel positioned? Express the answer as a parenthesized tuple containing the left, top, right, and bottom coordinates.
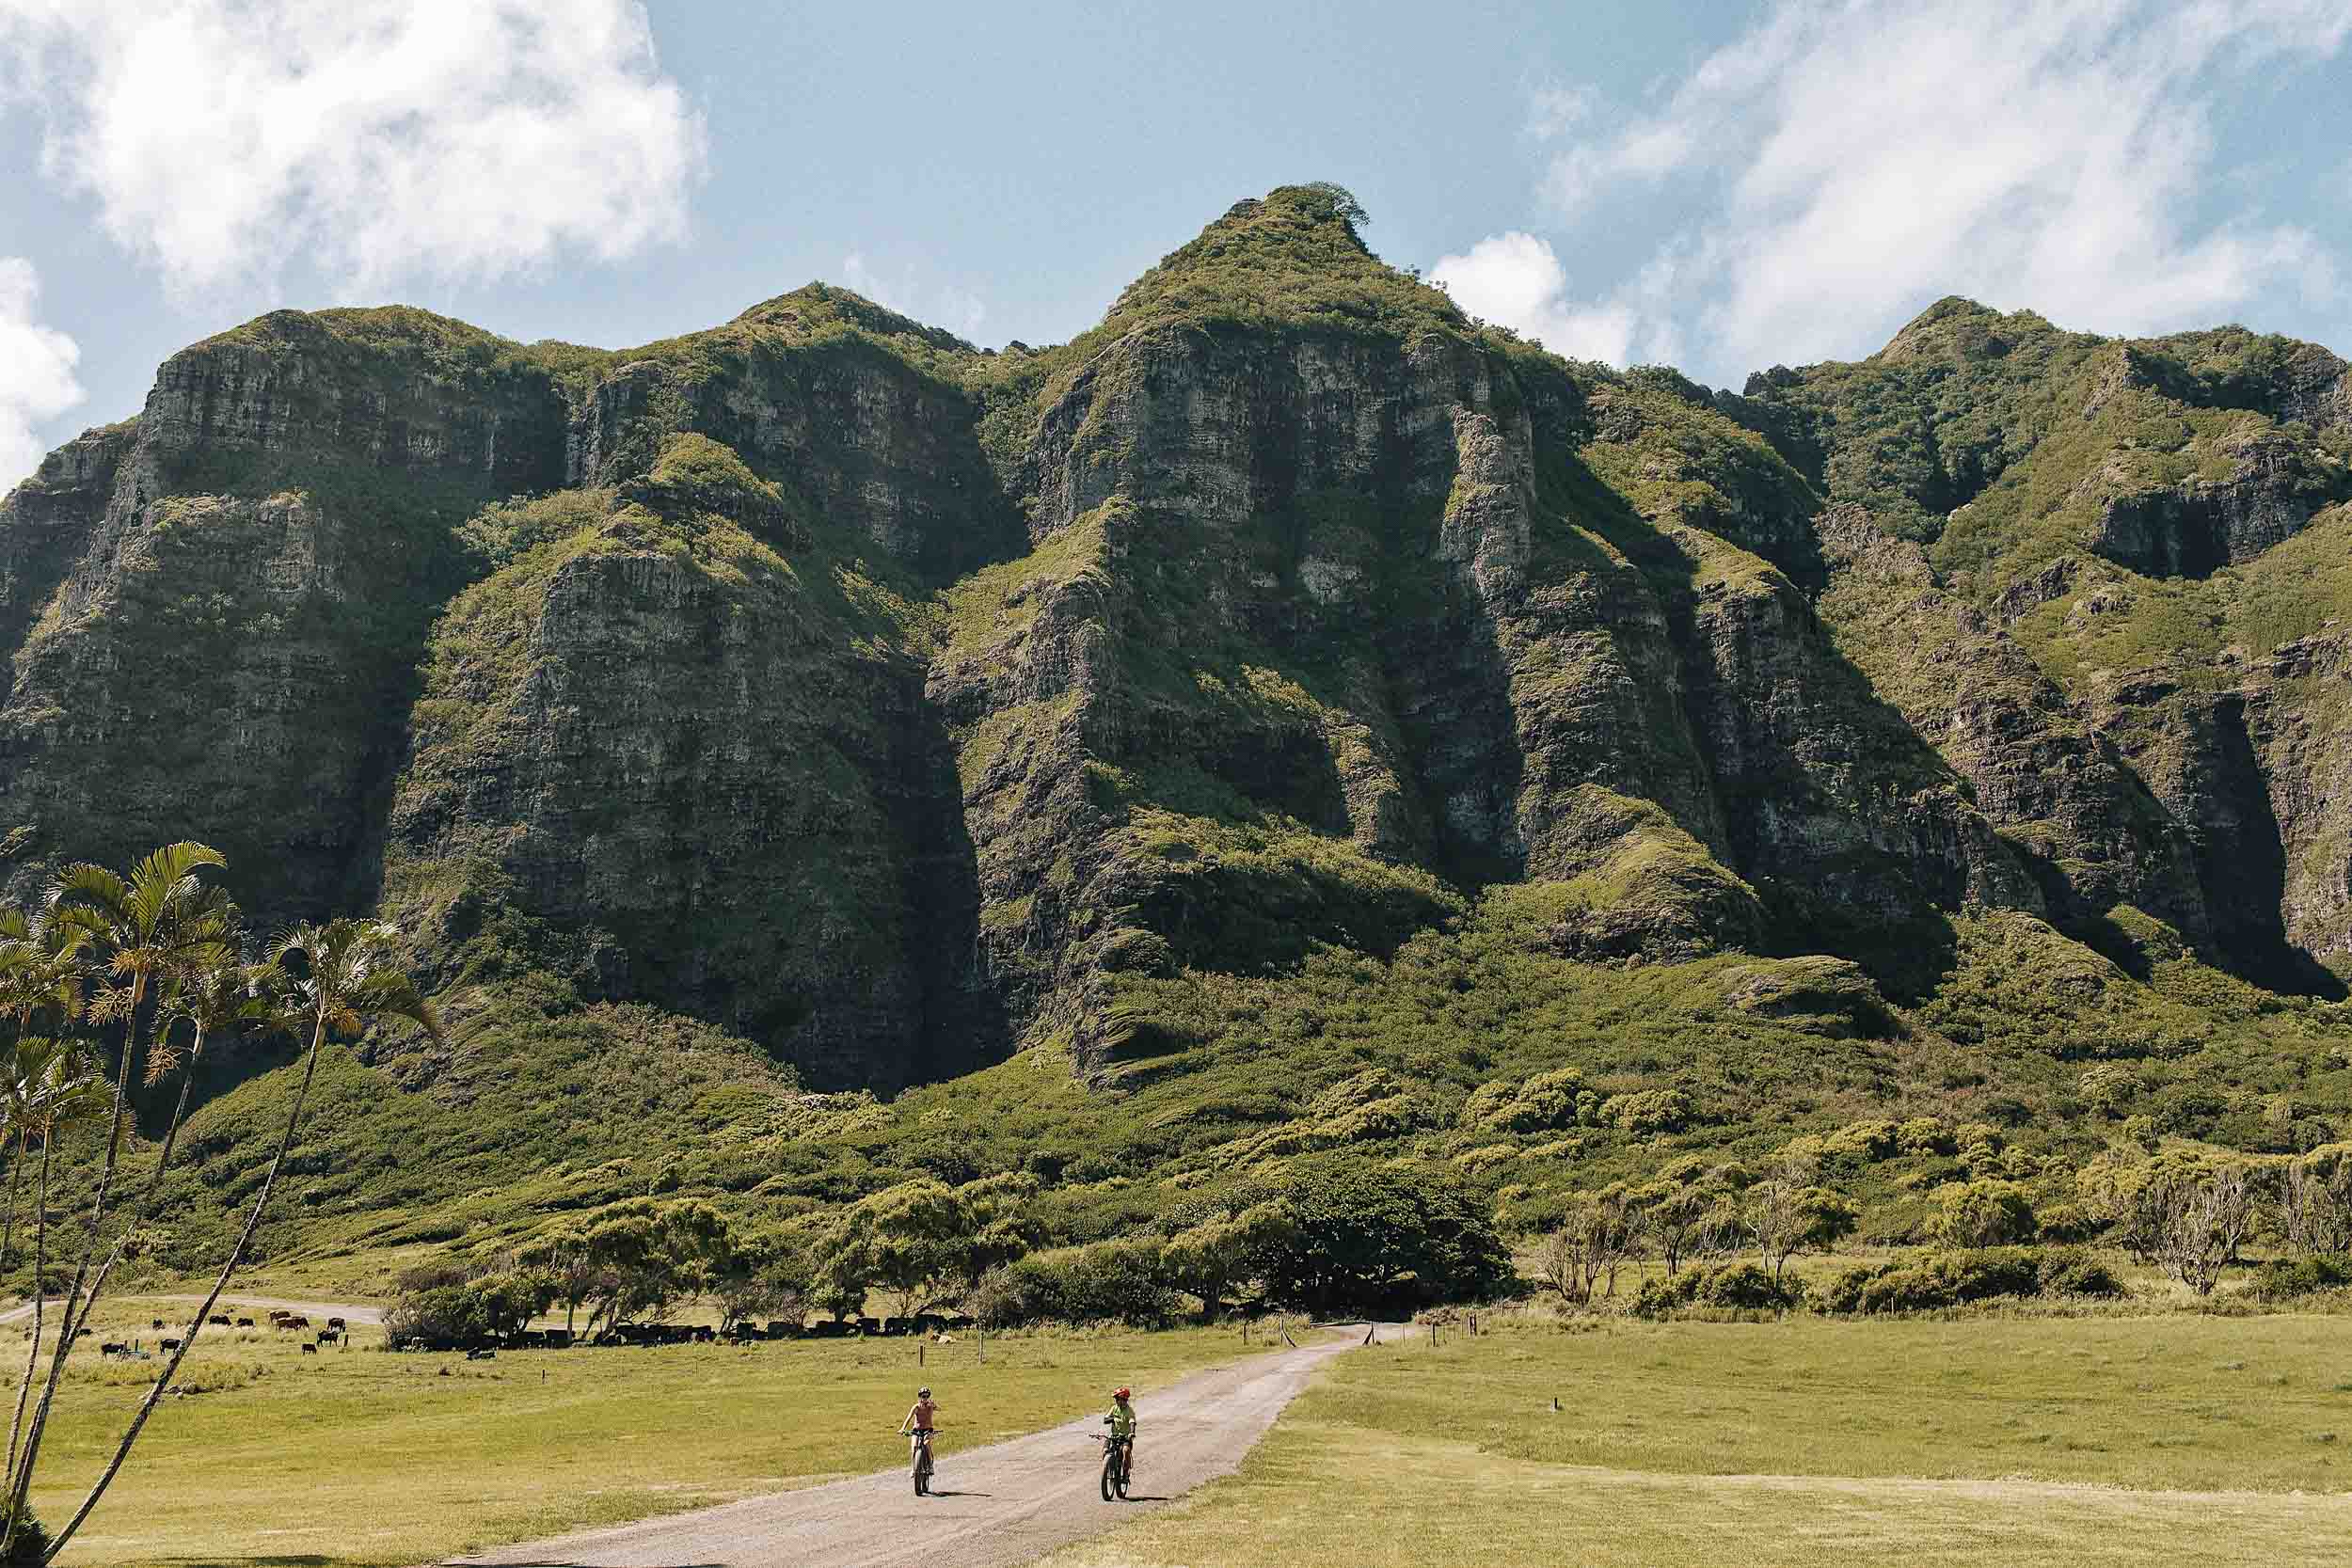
(1100, 1449, 1118, 1502)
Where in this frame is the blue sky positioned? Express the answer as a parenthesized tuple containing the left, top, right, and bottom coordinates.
(2, 0, 2348, 488)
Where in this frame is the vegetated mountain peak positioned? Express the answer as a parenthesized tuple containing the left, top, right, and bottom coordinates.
(1085, 181, 1470, 344)
(5, 189, 2352, 1274)
(727, 281, 984, 357)
(1868, 295, 2064, 368)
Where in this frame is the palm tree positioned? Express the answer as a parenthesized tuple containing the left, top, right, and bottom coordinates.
(42, 918, 440, 1563)
(3, 846, 227, 1560)
(146, 938, 278, 1180)
(46, 844, 230, 1227)
(0, 1038, 103, 1558)
(0, 911, 87, 1300)
(69, 926, 280, 1324)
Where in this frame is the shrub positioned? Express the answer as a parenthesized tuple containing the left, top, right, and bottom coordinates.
(1603, 1087, 1694, 1136)
(1818, 1245, 2126, 1314)
(0, 1506, 51, 1567)
(1930, 1180, 2038, 1247)
(1633, 1260, 1804, 1316)
(2250, 1255, 2352, 1303)
(2034, 1201, 2099, 1243)
(1895, 1117, 1956, 1156)
(983, 1241, 1180, 1327)
(1852, 1247, 2042, 1313)
(2036, 1245, 2127, 1298)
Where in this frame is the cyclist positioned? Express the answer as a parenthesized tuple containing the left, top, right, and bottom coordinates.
(899, 1386, 939, 1480)
(1104, 1386, 1136, 1481)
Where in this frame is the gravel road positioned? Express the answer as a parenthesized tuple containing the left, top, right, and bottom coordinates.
(451, 1331, 1363, 1568)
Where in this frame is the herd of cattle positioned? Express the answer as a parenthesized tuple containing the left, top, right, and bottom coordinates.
(84, 1307, 977, 1359)
(410, 1310, 978, 1356)
(98, 1309, 347, 1359)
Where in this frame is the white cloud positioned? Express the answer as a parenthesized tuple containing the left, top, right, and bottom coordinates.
(1430, 232, 1645, 366)
(0, 0, 706, 293)
(0, 259, 83, 494)
(1485, 0, 2352, 383)
(842, 252, 991, 342)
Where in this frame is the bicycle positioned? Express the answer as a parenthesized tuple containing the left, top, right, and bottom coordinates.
(1097, 1426, 1131, 1501)
(908, 1427, 935, 1497)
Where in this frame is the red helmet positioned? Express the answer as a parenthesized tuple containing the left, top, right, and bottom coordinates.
(1114, 1386, 1131, 1400)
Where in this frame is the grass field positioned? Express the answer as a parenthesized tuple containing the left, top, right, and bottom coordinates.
(1041, 1313, 2352, 1568)
(10, 1299, 1273, 1568)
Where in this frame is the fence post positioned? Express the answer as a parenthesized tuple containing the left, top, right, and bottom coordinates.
(1429, 1322, 1438, 1347)
(918, 1341, 926, 1367)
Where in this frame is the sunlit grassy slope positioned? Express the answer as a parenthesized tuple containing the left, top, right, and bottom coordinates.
(1041, 1313, 2352, 1568)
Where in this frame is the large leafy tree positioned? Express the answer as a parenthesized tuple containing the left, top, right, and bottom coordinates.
(814, 1174, 1037, 1323)
(1248, 1158, 1514, 1315)
(546, 1198, 735, 1334)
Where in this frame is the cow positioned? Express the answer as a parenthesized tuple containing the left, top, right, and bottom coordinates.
(283, 1315, 310, 1330)
(300, 1341, 317, 1355)
(99, 1342, 127, 1357)
(159, 1338, 183, 1352)
(151, 1319, 165, 1331)
(208, 1314, 230, 1326)
(315, 1328, 342, 1346)
(326, 1317, 346, 1331)
(235, 1317, 254, 1328)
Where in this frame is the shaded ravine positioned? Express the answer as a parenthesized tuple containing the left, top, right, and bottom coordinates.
(447, 1332, 1367, 1568)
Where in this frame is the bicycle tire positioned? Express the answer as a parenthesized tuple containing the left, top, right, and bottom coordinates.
(1100, 1446, 1118, 1501)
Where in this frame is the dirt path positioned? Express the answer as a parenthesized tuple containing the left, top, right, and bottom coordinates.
(451, 1331, 1362, 1568)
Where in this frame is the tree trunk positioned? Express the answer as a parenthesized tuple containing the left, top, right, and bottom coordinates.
(14, 977, 149, 1522)
(2, 1137, 51, 1556)
(42, 1010, 327, 1563)
(67, 1054, 202, 1340)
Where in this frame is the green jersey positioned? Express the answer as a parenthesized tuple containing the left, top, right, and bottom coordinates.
(1106, 1402, 1136, 1438)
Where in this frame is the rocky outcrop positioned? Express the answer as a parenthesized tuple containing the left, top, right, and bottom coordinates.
(0, 420, 135, 662)
(384, 451, 987, 1091)
(567, 288, 1023, 587)
(1815, 507, 2208, 940)
(0, 311, 568, 915)
(2092, 426, 2346, 578)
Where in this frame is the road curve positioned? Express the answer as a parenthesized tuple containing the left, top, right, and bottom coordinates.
(449, 1331, 1364, 1568)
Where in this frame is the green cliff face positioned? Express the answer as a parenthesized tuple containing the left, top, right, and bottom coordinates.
(7, 186, 2351, 1262)
(1727, 300, 2352, 989)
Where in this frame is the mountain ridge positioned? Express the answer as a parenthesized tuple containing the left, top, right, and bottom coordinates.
(4, 182, 2348, 1269)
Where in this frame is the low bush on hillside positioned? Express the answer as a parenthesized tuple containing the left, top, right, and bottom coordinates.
(2249, 1255, 2352, 1302)
(1632, 1261, 1805, 1316)
(1817, 1245, 2126, 1315)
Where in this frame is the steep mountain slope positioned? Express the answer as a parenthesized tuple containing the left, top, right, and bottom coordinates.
(1726, 301, 2352, 991)
(3, 185, 2349, 1274)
